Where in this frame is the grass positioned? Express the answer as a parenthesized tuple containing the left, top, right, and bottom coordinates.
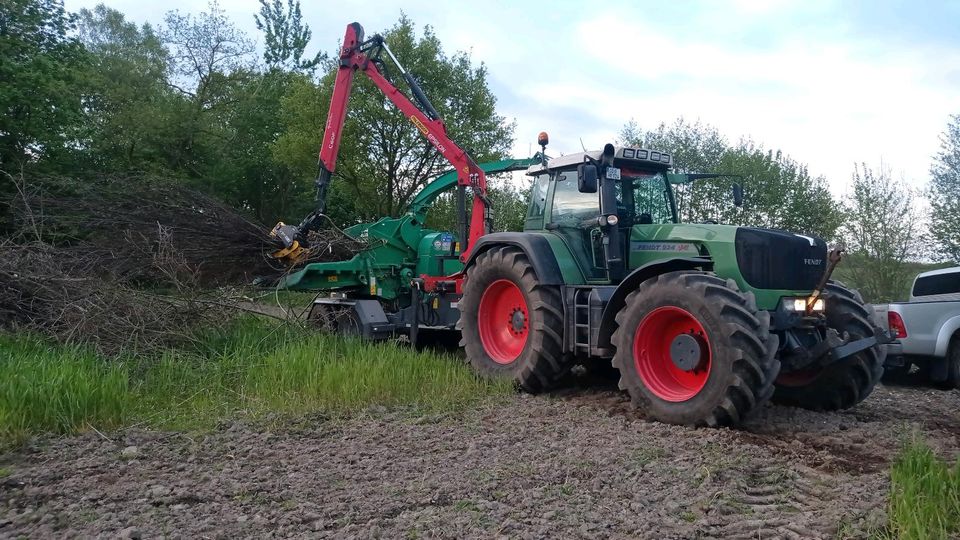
(0, 317, 511, 444)
(884, 437, 960, 540)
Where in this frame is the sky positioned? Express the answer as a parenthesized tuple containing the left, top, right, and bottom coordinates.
(63, 0, 960, 196)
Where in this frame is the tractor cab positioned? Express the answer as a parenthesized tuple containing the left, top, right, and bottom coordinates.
(525, 145, 683, 282)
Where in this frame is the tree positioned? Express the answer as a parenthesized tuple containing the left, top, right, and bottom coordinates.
(842, 164, 923, 302)
(75, 5, 172, 171)
(253, 0, 322, 73)
(160, 1, 255, 177)
(929, 114, 960, 263)
(274, 15, 515, 226)
(214, 69, 312, 223)
(619, 118, 843, 240)
(0, 0, 85, 169)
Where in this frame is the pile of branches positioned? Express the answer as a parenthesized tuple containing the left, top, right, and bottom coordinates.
(1, 172, 370, 353)
(10, 174, 279, 285)
(0, 238, 222, 355)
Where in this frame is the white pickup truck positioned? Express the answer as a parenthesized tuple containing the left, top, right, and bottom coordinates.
(875, 266, 960, 388)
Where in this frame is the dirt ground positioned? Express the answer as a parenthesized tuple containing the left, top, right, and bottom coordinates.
(2, 381, 959, 539)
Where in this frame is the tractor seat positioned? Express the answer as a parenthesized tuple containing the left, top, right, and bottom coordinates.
(638, 213, 653, 225)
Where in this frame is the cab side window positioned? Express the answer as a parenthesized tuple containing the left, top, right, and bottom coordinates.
(527, 173, 549, 218)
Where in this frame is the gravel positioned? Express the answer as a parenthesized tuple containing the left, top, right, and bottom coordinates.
(2, 383, 959, 539)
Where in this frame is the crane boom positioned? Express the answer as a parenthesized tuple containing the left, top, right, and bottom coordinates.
(279, 21, 491, 268)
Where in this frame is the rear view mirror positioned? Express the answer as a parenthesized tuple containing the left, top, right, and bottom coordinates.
(732, 183, 744, 207)
(578, 164, 598, 193)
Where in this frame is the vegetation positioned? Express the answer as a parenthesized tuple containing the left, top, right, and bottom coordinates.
(619, 119, 844, 241)
(0, 317, 511, 445)
(2, 0, 957, 298)
(885, 437, 960, 540)
(928, 114, 960, 263)
(841, 164, 926, 302)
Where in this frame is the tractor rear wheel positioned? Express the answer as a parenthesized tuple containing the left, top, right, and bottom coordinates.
(772, 282, 885, 410)
(458, 246, 569, 392)
(611, 271, 780, 427)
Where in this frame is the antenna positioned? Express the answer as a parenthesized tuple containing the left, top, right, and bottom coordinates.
(579, 138, 587, 152)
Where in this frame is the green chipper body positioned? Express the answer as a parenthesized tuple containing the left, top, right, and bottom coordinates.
(278, 158, 539, 336)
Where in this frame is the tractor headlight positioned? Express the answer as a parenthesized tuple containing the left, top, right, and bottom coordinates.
(606, 215, 619, 226)
(783, 297, 824, 312)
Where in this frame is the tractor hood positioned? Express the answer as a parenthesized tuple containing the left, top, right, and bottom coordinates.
(733, 227, 827, 291)
(629, 223, 827, 309)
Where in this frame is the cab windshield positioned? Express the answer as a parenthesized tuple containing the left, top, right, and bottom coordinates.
(550, 170, 676, 226)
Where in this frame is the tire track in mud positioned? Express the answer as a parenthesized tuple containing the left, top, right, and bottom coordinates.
(702, 464, 843, 539)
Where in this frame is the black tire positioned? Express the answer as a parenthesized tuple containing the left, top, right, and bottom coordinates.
(457, 246, 569, 392)
(936, 334, 960, 390)
(308, 303, 361, 336)
(611, 271, 780, 427)
(772, 281, 885, 410)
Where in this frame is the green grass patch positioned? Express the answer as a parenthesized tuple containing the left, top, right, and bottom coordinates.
(0, 317, 511, 444)
(884, 438, 960, 540)
(0, 336, 130, 441)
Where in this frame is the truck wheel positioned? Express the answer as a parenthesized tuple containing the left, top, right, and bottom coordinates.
(772, 282, 885, 410)
(458, 246, 569, 392)
(937, 334, 960, 390)
(611, 271, 780, 427)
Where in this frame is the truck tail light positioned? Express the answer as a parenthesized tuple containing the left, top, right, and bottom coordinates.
(888, 311, 908, 339)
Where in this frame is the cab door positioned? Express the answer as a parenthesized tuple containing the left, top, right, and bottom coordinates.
(545, 170, 607, 280)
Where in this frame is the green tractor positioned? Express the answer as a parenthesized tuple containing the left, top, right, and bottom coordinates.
(271, 21, 886, 427)
(457, 143, 887, 426)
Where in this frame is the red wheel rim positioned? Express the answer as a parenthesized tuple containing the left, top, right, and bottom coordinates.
(477, 279, 529, 364)
(633, 306, 712, 402)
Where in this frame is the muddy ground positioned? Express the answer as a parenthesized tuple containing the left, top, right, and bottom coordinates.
(2, 382, 959, 539)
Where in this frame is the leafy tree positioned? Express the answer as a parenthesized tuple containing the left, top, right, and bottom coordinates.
(842, 164, 924, 302)
(929, 114, 960, 263)
(0, 0, 85, 169)
(75, 5, 171, 171)
(160, 1, 255, 176)
(620, 119, 843, 240)
(274, 15, 515, 226)
(253, 0, 322, 73)
(214, 69, 312, 223)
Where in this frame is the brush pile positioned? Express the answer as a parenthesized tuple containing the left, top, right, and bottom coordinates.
(9, 174, 279, 285)
(0, 173, 364, 354)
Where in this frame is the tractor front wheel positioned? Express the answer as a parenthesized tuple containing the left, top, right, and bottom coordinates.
(772, 282, 885, 410)
(458, 246, 569, 392)
(611, 271, 780, 427)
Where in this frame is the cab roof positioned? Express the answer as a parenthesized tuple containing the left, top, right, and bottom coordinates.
(526, 145, 674, 176)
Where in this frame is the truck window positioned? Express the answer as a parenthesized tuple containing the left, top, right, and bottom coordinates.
(913, 271, 960, 297)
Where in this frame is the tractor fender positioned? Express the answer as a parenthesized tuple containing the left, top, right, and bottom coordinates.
(596, 257, 714, 349)
(464, 233, 565, 285)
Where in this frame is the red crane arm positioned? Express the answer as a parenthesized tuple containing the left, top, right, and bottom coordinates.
(316, 22, 490, 264)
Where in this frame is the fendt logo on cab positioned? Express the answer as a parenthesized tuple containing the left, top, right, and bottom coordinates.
(804, 258, 823, 266)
